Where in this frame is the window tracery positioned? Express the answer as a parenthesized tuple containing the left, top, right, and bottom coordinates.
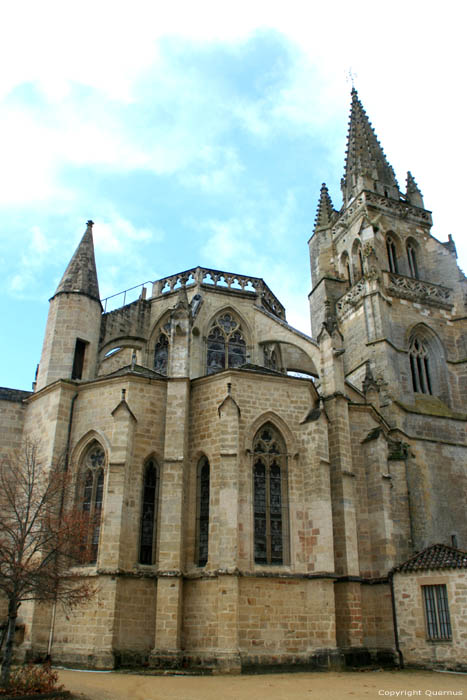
(409, 336, 432, 394)
(139, 459, 159, 565)
(154, 322, 171, 375)
(206, 313, 246, 374)
(253, 424, 288, 565)
(80, 443, 105, 564)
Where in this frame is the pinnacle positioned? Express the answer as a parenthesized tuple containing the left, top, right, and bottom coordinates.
(342, 90, 400, 204)
(405, 171, 424, 208)
(53, 220, 100, 301)
(314, 183, 335, 230)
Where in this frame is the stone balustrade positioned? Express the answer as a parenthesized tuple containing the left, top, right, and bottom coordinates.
(384, 272, 452, 308)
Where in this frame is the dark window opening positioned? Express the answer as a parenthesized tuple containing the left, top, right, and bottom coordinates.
(196, 457, 210, 567)
(407, 243, 419, 279)
(72, 339, 87, 379)
(423, 585, 451, 640)
(139, 460, 159, 564)
(409, 337, 432, 395)
(387, 237, 398, 273)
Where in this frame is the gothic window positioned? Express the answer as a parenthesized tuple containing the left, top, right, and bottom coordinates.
(409, 336, 432, 394)
(253, 424, 288, 565)
(422, 585, 451, 641)
(196, 456, 210, 567)
(206, 313, 246, 374)
(139, 459, 159, 565)
(407, 242, 419, 279)
(81, 443, 105, 564)
(386, 235, 399, 273)
(263, 344, 279, 371)
(341, 252, 352, 286)
(154, 326, 170, 375)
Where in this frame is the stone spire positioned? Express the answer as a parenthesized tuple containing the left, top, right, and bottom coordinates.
(341, 89, 400, 206)
(54, 220, 100, 301)
(314, 183, 336, 230)
(405, 171, 424, 208)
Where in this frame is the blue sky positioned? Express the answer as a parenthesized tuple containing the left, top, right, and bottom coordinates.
(1, 1, 466, 391)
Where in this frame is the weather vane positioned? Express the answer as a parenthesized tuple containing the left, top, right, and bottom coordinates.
(346, 68, 358, 89)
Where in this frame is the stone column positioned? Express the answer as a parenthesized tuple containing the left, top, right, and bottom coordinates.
(151, 377, 190, 668)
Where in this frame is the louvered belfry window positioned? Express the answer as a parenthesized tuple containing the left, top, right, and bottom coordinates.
(253, 424, 288, 565)
(409, 336, 432, 394)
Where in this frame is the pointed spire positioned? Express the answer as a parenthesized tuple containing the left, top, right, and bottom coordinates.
(314, 183, 336, 230)
(54, 220, 100, 301)
(405, 171, 424, 208)
(341, 89, 400, 206)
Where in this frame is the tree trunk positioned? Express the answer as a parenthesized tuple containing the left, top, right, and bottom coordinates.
(0, 599, 18, 689)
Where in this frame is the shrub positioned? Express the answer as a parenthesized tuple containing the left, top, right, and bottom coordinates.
(0, 661, 64, 696)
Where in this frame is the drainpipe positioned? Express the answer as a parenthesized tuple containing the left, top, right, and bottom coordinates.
(47, 392, 78, 659)
(388, 570, 404, 669)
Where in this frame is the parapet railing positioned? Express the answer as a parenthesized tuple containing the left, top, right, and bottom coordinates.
(101, 266, 286, 319)
(384, 272, 452, 309)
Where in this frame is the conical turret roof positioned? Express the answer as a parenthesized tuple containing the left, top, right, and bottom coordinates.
(314, 183, 335, 230)
(54, 220, 100, 301)
(341, 89, 400, 205)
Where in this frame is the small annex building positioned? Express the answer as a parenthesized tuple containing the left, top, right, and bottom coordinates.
(392, 544, 467, 671)
(0, 90, 466, 672)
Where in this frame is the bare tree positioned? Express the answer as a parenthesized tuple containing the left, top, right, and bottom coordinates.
(0, 440, 95, 689)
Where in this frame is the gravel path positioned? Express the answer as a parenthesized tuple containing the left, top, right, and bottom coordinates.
(58, 668, 467, 700)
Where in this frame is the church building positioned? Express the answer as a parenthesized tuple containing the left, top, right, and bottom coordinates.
(1, 90, 466, 672)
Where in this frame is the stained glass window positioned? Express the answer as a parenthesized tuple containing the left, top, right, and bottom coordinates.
(206, 313, 246, 374)
(253, 424, 288, 565)
(196, 457, 210, 567)
(154, 333, 169, 375)
(80, 443, 105, 564)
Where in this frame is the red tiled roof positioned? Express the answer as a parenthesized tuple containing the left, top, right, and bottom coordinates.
(394, 543, 467, 573)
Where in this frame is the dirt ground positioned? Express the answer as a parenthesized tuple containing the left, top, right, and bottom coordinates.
(59, 668, 467, 700)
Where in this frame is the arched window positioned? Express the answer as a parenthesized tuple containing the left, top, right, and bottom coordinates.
(196, 456, 210, 567)
(263, 343, 281, 371)
(386, 235, 399, 273)
(154, 325, 170, 375)
(409, 336, 432, 394)
(253, 423, 288, 565)
(81, 442, 105, 564)
(407, 242, 419, 279)
(341, 251, 352, 286)
(139, 459, 159, 564)
(206, 312, 246, 374)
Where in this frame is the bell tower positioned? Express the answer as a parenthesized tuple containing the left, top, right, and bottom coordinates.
(36, 221, 102, 391)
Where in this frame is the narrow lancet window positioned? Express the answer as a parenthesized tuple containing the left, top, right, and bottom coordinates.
(409, 337, 432, 394)
(80, 443, 105, 564)
(154, 333, 169, 375)
(253, 424, 288, 565)
(196, 457, 210, 567)
(407, 243, 419, 279)
(386, 236, 398, 273)
(139, 459, 159, 565)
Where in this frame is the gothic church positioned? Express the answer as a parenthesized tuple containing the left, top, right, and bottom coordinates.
(1, 90, 466, 672)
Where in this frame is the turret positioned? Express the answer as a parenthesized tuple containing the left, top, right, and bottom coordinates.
(35, 221, 102, 391)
